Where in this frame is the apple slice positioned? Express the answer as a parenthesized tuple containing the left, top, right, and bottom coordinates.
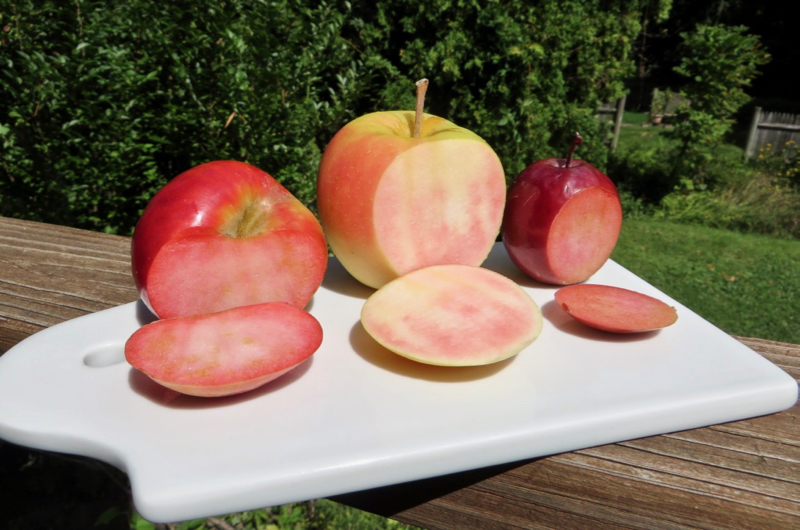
(361, 265, 543, 366)
(125, 303, 323, 397)
(554, 284, 678, 333)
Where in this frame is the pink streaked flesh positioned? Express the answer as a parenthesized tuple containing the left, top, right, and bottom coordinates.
(361, 265, 542, 366)
(374, 141, 505, 279)
(125, 303, 323, 397)
(555, 284, 678, 333)
(547, 188, 623, 284)
(147, 233, 324, 320)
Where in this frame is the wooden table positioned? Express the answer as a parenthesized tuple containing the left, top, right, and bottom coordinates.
(1, 215, 798, 529)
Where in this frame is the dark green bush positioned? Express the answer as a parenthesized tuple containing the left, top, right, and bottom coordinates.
(1, 1, 376, 233)
(2, 0, 652, 235)
(666, 24, 770, 189)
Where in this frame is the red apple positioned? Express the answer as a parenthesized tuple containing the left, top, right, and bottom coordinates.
(554, 284, 678, 333)
(502, 133, 622, 285)
(317, 79, 506, 289)
(125, 302, 323, 397)
(131, 160, 328, 319)
(361, 264, 543, 366)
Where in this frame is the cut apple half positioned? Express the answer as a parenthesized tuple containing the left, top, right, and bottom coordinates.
(555, 284, 678, 334)
(361, 264, 543, 366)
(125, 303, 323, 397)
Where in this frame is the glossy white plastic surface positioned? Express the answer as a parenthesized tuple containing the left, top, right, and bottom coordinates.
(0, 245, 797, 523)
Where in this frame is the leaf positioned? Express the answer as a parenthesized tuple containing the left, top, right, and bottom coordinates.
(93, 507, 121, 526)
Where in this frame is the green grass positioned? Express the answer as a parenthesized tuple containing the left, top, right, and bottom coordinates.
(612, 218, 800, 344)
(621, 111, 651, 126)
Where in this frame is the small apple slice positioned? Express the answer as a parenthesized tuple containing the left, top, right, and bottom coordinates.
(125, 303, 322, 397)
(361, 265, 543, 366)
(554, 284, 678, 333)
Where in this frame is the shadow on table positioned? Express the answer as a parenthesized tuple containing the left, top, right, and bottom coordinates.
(331, 457, 537, 517)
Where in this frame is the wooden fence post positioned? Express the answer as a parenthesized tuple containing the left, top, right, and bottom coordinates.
(745, 106, 762, 159)
(611, 95, 626, 153)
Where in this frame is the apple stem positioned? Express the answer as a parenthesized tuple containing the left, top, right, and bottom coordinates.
(414, 78, 429, 138)
(565, 132, 583, 168)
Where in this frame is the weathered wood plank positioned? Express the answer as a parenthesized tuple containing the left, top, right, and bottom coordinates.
(0, 216, 137, 353)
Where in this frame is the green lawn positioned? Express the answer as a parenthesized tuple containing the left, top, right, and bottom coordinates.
(612, 218, 800, 344)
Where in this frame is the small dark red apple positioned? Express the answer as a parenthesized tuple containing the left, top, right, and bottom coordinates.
(501, 133, 622, 285)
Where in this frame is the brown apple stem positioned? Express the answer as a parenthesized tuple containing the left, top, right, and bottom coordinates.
(565, 132, 583, 168)
(414, 78, 429, 138)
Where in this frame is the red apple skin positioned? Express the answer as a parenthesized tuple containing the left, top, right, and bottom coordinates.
(502, 157, 622, 285)
(125, 302, 323, 397)
(317, 111, 506, 289)
(131, 161, 327, 319)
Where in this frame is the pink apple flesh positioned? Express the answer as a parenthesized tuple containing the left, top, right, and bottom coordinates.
(317, 111, 506, 289)
(502, 156, 623, 285)
(125, 303, 323, 397)
(361, 265, 543, 366)
(131, 160, 328, 319)
(555, 284, 678, 333)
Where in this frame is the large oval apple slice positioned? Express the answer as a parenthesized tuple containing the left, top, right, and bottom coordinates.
(125, 303, 322, 397)
(361, 265, 543, 366)
(555, 284, 678, 333)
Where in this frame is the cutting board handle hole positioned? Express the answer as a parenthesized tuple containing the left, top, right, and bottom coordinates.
(83, 344, 126, 368)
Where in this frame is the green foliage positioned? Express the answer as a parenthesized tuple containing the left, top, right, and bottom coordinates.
(655, 178, 800, 240)
(649, 88, 671, 116)
(751, 140, 800, 189)
(666, 24, 770, 187)
(128, 500, 417, 530)
(1, 0, 653, 234)
(360, 0, 646, 176)
(609, 114, 800, 240)
(0, 0, 382, 233)
(608, 125, 678, 203)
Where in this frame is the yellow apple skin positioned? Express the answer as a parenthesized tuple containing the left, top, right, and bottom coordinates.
(317, 111, 506, 288)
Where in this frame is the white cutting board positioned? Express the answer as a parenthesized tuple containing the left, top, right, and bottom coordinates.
(0, 244, 796, 523)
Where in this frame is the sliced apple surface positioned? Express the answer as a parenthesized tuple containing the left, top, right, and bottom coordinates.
(125, 303, 323, 397)
(361, 265, 543, 366)
(555, 284, 678, 334)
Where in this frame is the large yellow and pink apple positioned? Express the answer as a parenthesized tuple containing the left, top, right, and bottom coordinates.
(317, 80, 506, 289)
(131, 160, 328, 319)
